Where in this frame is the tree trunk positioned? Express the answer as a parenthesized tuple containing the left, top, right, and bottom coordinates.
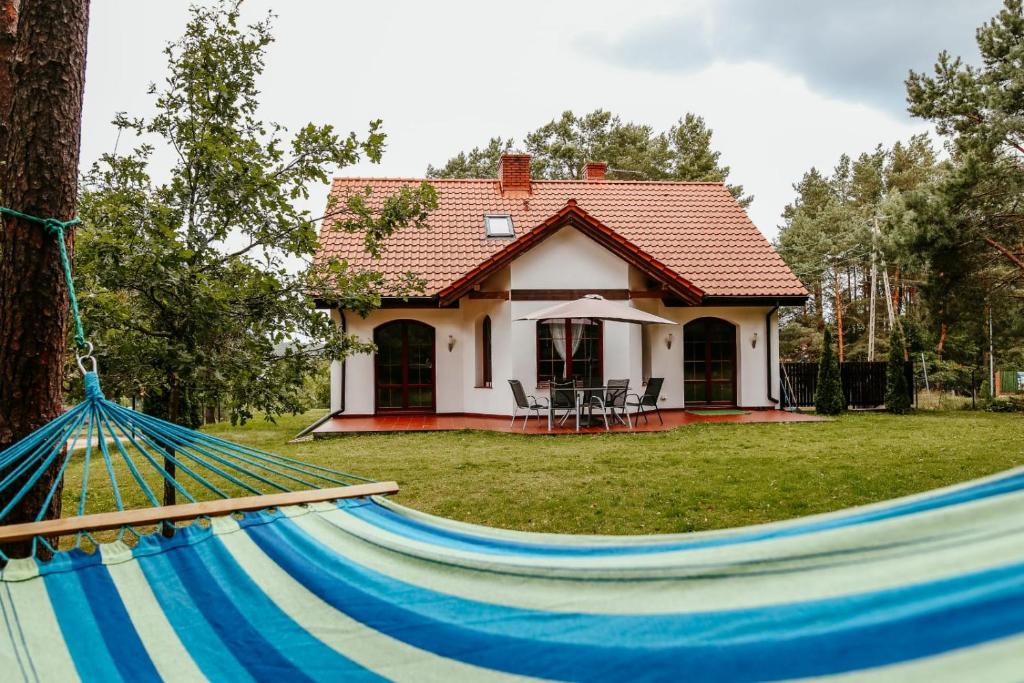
(833, 272, 845, 362)
(0, 0, 89, 558)
(813, 281, 824, 329)
(0, 0, 21, 126)
(159, 378, 179, 537)
(937, 321, 948, 361)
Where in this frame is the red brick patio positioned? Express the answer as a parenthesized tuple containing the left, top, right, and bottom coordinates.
(311, 408, 823, 437)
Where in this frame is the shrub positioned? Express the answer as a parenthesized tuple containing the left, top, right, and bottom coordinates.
(885, 329, 911, 414)
(815, 327, 845, 415)
(984, 396, 1024, 413)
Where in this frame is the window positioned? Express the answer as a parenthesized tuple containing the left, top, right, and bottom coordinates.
(536, 319, 602, 386)
(484, 213, 514, 237)
(480, 315, 492, 387)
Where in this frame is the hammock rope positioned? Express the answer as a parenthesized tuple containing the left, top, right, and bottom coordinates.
(0, 206, 86, 348)
(0, 208, 377, 560)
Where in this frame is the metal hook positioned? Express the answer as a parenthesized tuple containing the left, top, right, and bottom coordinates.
(76, 341, 97, 375)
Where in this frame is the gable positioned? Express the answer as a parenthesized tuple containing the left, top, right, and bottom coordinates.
(510, 225, 630, 290)
(437, 201, 704, 305)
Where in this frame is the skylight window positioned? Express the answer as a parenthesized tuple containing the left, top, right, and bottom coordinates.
(484, 213, 515, 238)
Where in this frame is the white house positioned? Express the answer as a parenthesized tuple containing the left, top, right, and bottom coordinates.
(314, 155, 807, 417)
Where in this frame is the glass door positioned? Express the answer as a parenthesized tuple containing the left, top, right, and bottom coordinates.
(374, 320, 435, 412)
(683, 318, 736, 405)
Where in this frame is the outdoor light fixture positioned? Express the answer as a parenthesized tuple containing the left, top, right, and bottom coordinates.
(666, 333, 674, 350)
(751, 332, 759, 349)
(448, 334, 456, 352)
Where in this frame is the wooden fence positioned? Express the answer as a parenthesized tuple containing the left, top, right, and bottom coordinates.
(780, 361, 915, 408)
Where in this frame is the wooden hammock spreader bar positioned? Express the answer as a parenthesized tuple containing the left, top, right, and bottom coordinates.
(0, 481, 399, 543)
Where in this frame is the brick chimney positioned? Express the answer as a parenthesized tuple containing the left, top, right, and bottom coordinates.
(498, 153, 531, 196)
(584, 161, 608, 181)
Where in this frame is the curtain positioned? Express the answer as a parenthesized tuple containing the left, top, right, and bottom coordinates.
(547, 321, 568, 361)
(570, 319, 586, 358)
(546, 319, 591, 380)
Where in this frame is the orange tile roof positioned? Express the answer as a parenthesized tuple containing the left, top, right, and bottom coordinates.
(315, 178, 808, 300)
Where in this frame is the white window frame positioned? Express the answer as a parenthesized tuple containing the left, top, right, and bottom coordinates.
(484, 213, 515, 238)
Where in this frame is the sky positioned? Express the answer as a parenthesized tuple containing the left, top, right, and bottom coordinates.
(81, 0, 1001, 241)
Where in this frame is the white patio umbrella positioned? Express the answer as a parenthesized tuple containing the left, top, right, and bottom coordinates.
(515, 294, 675, 325)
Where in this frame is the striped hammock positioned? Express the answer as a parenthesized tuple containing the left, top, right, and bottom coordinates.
(2, 466, 1024, 682)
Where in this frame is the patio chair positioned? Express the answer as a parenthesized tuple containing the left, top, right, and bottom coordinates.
(580, 386, 611, 431)
(549, 380, 579, 429)
(508, 380, 548, 431)
(600, 379, 632, 429)
(626, 377, 664, 425)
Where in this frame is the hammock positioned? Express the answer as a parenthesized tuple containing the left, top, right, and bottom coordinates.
(2, 210, 1023, 680)
(2, 466, 1023, 682)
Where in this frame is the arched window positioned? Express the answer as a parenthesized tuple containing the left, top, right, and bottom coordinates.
(536, 319, 602, 386)
(481, 315, 492, 387)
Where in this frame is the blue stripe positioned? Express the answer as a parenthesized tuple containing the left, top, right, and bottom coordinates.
(135, 531, 256, 683)
(45, 551, 159, 682)
(246, 513, 1024, 681)
(346, 471, 1024, 557)
(72, 554, 162, 682)
(166, 529, 383, 682)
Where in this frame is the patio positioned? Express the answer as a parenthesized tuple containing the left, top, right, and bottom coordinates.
(310, 408, 824, 437)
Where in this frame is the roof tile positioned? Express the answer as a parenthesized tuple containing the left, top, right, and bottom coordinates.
(315, 178, 808, 298)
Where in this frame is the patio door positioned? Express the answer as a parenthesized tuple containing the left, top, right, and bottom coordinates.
(683, 318, 737, 405)
(374, 320, 435, 413)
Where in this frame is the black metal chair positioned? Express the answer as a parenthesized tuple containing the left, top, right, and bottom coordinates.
(626, 377, 664, 424)
(508, 379, 548, 431)
(580, 386, 611, 431)
(601, 379, 632, 429)
(549, 380, 579, 429)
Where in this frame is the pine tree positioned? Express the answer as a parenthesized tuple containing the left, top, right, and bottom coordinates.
(885, 330, 912, 414)
(815, 327, 845, 415)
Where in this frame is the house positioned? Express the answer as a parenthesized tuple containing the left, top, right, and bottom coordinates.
(314, 154, 807, 417)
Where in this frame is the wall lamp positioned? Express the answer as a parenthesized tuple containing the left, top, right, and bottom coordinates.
(751, 332, 759, 349)
(665, 333, 674, 350)
(448, 334, 456, 352)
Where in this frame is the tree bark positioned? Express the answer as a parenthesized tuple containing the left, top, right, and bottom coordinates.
(0, 0, 90, 558)
(0, 1, 20, 120)
(833, 272, 845, 362)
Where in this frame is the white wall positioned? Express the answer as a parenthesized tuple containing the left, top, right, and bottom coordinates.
(332, 225, 781, 414)
(510, 227, 628, 289)
(636, 301, 779, 408)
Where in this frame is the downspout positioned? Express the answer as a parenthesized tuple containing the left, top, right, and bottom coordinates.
(766, 304, 779, 405)
(339, 308, 347, 413)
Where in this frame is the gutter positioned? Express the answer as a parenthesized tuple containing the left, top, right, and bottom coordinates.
(766, 304, 779, 404)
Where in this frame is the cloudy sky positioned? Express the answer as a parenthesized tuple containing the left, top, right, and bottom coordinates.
(82, 0, 1000, 240)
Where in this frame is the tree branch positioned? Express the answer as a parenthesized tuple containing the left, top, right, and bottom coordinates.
(984, 236, 1024, 271)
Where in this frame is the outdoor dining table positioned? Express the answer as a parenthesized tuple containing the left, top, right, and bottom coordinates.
(547, 385, 614, 432)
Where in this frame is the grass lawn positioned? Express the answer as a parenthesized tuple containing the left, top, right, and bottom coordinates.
(149, 409, 1024, 535)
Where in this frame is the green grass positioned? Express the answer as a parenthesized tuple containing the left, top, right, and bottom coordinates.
(165, 410, 1024, 535)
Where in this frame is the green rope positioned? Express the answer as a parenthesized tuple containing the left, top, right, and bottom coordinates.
(0, 206, 86, 348)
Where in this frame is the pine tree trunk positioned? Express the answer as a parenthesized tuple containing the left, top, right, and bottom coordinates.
(814, 281, 824, 328)
(0, 0, 90, 558)
(833, 272, 845, 362)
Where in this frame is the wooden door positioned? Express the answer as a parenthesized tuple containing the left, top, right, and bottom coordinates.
(683, 318, 737, 405)
(374, 320, 435, 413)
